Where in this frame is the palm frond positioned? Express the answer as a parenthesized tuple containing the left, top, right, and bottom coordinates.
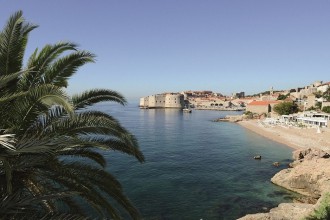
(44, 51, 95, 87)
(0, 190, 82, 219)
(66, 162, 141, 220)
(72, 89, 126, 110)
(79, 136, 145, 163)
(40, 213, 90, 220)
(43, 161, 133, 219)
(25, 110, 144, 162)
(14, 136, 71, 155)
(7, 85, 73, 133)
(31, 105, 67, 130)
(59, 148, 106, 167)
(43, 111, 129, 136)
(0, 10, 38, 76)
(20, 42, 78, 90)
(0, 71, 21, 89)
(0, 134, 16, 151)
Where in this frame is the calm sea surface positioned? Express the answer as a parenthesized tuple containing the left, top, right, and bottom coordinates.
(95, 102, 296, 220)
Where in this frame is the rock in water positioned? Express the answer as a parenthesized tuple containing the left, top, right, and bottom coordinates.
(273, 162, 280, 167)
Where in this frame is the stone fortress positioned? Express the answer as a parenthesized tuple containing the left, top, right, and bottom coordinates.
(139, 93, 185, 109)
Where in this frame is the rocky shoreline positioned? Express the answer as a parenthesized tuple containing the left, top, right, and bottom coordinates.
(238, 148, 330, 220)
(214, 117, 330, 219)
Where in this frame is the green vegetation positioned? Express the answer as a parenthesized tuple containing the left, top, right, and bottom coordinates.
(323, 87, 330, 101)
(252, 91, 272, 97)
(273, 102, 299, 115)
(323, 106, 330, 113)
(305, 193, 330, 220)
(277, 93, 289, 100)
(244, 111, 254, 119)
(314, 91, 323, 98)
(0, 11, 144, 219)
(316, 102, 322, 110)
(307, 106, 317, 111)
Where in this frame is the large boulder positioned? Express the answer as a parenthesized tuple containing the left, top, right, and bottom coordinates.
(237, 203, 314, 220)
(292, 148, 330, 161)
(272, 148, 330, 198)
(271, 159, 330, 198)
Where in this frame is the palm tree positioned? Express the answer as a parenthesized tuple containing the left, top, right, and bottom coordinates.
(0, 11, 144, 219)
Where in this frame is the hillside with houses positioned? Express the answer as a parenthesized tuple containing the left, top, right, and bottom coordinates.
(184, 80, 330, 114)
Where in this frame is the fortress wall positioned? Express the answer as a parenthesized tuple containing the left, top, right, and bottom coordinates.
(155, 94, 166, 108)
(139, 97, 149, 107)
(139, 93, 184, 108)
(165, 94, 184, 108)
(147, 95, 156, 107)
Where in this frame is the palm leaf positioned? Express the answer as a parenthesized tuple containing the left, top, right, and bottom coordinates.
(44, 51, 95, 87)
(20, 42, 78, 90)
(72, 89, 126, 109)
(7, 85, 73, 133)
(78, 136, 144, 163)
(0, 134, 16, 151)
(0, 190, 83, 219)
(0, 71, 21, 89)
(26, 110, 144, 162)
(0, 10, 38, 76)
(59, 148, 106, 167)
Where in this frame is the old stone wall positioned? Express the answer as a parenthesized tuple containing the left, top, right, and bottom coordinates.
(139, 93, 184, 108)
(246, 105, 269, 114)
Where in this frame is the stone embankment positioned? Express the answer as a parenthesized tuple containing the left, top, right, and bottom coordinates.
(195, 107, 245, 111)
(213, 115, 246, 122)
(238, 148, 330, 220)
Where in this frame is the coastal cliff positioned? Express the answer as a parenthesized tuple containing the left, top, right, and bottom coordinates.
(272, 148, 330, 198)
(238, 148, 330, 220)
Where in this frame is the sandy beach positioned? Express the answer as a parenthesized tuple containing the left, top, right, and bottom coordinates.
(238, 120, 330, 151)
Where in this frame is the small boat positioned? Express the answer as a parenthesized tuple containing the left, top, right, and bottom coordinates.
(182, 108, 192, 113)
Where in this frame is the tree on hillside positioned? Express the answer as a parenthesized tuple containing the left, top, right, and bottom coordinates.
(273, 102, 298, 115)
(313, 91, 323, 98)
(0, 11, 144, 219)
(323, 106, 330, 114)
(277, 93, 289, 100)
(323, 87, 330, 101)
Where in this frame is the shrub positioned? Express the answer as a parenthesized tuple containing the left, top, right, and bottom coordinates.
(322, 106, 330, 113)
(273, 102, 298, 115)
(277, 93, 289, 100)
(305, 193, 330, 220)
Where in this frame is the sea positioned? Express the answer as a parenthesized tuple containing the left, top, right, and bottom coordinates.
(95, 102, 297, 220)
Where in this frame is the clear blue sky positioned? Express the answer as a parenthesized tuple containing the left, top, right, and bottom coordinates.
(1, 1, 330, 101)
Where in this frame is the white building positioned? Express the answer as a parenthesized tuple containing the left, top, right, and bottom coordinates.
(296, 112, 330, 128)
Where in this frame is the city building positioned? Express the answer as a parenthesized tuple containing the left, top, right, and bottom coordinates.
(246, 100, 282, 115)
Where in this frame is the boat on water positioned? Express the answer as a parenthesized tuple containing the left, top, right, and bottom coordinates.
(182, 108, 192, 113)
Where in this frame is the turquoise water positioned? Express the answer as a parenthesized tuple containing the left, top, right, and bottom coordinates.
(98, 103, 295, 219)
